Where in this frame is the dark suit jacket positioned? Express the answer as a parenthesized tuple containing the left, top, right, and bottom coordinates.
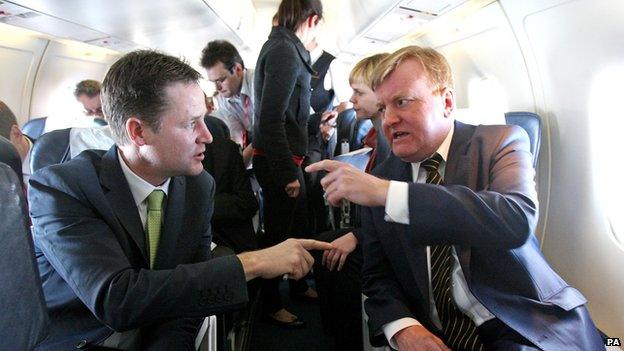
(362, 121, 603, 351)
(203, 137, 258, 253)
(253, 26, 315, 188)
(29, 146, 248, 350)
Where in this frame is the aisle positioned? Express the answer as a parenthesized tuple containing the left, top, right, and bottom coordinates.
(249, 279, 335, 351)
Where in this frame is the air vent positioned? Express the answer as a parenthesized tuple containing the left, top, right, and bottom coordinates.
(16, 11, 39, 19)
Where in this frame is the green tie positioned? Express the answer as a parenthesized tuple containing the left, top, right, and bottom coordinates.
(146, 190, 165, 268)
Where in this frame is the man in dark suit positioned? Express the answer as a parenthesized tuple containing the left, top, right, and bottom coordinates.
(202, 117, 258, 253)
(307, 46, 604, 351)
(29, 50, 331, 350)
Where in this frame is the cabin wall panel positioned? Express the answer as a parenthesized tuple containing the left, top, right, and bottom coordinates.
(30, 41, 119, 131)
(0, 25, 48, 125)
(517, 0, 624, 338)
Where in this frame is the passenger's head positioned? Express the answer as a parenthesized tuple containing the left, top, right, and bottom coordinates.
(372, 46, 455, 163)
(276, 0, 323, 46)
(0, 100, 28, 157)
(102, 50, 212, 183)
(200, 40, 245, 98)
(0, 100, 18, 140)
(348, 53, 389, 120)
(74, 80, 103, 118)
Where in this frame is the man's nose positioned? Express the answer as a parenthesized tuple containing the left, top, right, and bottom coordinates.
(198, 119, 213, 144)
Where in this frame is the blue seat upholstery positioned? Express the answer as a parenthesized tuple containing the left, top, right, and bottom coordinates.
(0, 162, 49, 349)
(334, 109, 373, 156)
(21, 117, 47, 140)
(0, 136, 23, 186)
(504, 111, 542, 168)
(29, 128, 71, 173)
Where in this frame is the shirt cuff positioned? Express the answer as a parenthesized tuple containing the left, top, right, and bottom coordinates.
(383, 317, 421, 350)
(384, 181, 409, 225)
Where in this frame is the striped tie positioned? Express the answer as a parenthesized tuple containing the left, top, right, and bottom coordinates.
(146, 190, 165, 268)
(421, 154, 484, 351)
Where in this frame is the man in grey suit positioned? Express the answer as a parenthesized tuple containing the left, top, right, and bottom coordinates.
(307, 46, 603, 351)
(29, 50, 330, 350)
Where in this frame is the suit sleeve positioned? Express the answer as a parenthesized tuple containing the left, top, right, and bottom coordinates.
(361, 205, 417, 347)
(212, 142, 258, 222)
(406, 126, 538, 249)
(29, 170, 248, 332)
(257, 42, 300, 187)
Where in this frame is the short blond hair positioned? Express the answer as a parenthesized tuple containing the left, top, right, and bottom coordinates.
(349, 53, 389, 88)
(371, 46, 453, 93)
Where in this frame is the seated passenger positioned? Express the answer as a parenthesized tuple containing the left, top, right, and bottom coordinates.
(74, 79, 107, 126)
(202, 115, 258, 254)
(0, 100, 34, 187)
(29, 50, 331, 350)
(312, 53, 390, 351)
(308, 46, 604, 351)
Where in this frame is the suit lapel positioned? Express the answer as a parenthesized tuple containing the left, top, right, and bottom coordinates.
(155, 176, 186, 268)
(99, 146, 148, 264)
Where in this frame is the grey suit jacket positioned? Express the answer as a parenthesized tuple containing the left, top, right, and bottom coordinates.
(29, 146, 248, 350)
(362, 121, 603, 351)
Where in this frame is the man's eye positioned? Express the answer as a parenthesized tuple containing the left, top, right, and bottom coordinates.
(377, 106, 386, 113)
(396, 99, 410, 107)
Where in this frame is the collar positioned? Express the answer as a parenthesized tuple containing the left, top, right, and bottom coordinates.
(410, 121, 455, 173)
(228, 69, 253, 103)
(436, 122, 455, 162)
(117, 149, 170, 208)
(310, 46, 324, 64)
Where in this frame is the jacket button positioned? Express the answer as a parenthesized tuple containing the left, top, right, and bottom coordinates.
(75, 339, 88, 349)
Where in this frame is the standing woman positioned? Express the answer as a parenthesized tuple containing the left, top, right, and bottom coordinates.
(253, 0, 323, 327)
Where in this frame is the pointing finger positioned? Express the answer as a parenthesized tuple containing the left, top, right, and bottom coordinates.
(297, 239, 334, 251)
(305, 160, 345, 173)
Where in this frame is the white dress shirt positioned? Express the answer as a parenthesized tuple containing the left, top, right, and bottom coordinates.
(69, 125, 115, 158)
(117, 150, 170, 228)
(213, 68, 255, 147)
(309, 47, 352, 111)
(382, 124, 495, 349)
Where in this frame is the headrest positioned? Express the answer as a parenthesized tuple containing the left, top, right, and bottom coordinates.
(504, 112, 542, 168)
(21, 117, 47, 140)
(0, 136, 23, 186)
(30, 128, 71, 173)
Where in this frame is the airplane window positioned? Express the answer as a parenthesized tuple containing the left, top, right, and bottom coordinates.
(589, 66, 624, 248)
(463, 76, 508, 125)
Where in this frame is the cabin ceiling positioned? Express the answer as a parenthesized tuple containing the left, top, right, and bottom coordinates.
(0, 0, 470, 67)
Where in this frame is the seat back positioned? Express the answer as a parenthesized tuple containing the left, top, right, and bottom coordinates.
(334, 109, 373, 156)
(30, 128, 71, 173)
(0, 136, 23, 186)
(0, 163, 49, 350)
(21, 117, 47, 140)
(504, 111, 542, 168)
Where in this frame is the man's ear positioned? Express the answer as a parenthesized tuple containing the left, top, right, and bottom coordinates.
(308, 15, 319, 28)
(125, 117, 148, 146)
(442, 87, 455, 118)
(9, 124, 22, 143)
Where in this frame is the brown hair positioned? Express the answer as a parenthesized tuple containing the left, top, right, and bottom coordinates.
(349, 53, 390, 88)
(73, 80, 102, 98)
(0, 100, 18, 139)
(371, 46, 454, 93)
(276, 0, 323, 32)
(101, 50, 201, 145)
